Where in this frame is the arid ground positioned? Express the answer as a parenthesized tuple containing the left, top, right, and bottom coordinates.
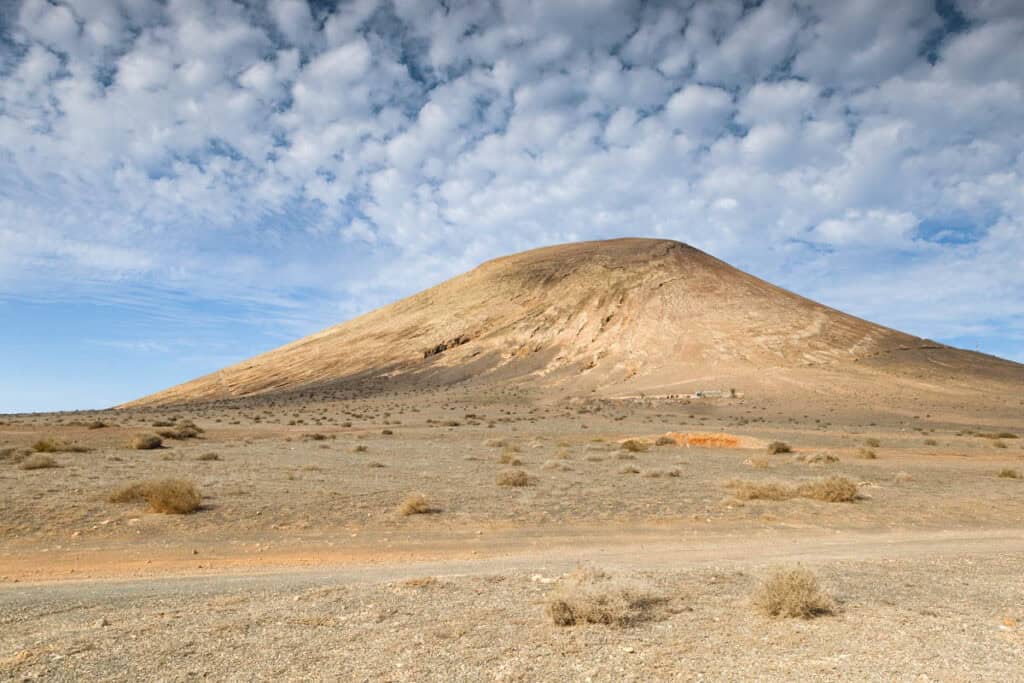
(2, 385, 1023, 681)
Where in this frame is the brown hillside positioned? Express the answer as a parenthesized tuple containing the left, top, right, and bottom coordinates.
(123, 238, 1022, 407)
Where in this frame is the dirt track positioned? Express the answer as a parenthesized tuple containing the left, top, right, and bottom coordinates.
(3, 527, 1023, 681)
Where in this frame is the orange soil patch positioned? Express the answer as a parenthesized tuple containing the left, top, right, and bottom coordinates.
(665, 432, 745, 448)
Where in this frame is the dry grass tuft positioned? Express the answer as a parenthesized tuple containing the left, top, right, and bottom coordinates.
(31, 438, 87, 453)
(620, 439, 649, 453)
(724, 476, 857, 503)
(398, 493, 434, 515)
(855, 448, 877, 459)
(20, 453, 59, 470)
(496, 469, 529, 487)
(655, 435, 676, 446)
(997, 468, 1021, 479)
(131, 434, 163, 450)
(498, 449, 523, 465)
(893, 471, 913, 483)
(753, 567, 834, 618)
(109, 479, 201, 514)
(766, 441, 792, 454)
(864, 437, 881, 448)
(197, 452, 220, 461)
(546, 568, 663, 627)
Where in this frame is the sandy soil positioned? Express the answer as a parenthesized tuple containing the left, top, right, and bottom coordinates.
(2, 388, 1023, 680)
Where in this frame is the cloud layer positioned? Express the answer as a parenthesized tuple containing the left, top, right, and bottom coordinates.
(2, 0, 1023, 369)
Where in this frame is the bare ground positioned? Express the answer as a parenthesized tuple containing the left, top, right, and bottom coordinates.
(2, 388, 1023, 680)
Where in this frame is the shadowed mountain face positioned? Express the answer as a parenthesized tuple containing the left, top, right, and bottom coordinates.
(125, 238, 1022, 407)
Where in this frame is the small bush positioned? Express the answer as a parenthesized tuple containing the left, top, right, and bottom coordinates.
(197, 452, 220, 461)
(620, 439, 649, 453)
(87, 420, 108, 429)
(855, 448, 877, 459)
(753, 568, 834, 619)
(31, 438, 87, 453)
(352, 444, 368, 453)
(398, 493, 434, 515)
(997, 468, 1021, 479)
(499, 449, 522, 465)
(496, 469, 529, 487)
(864, 438, 881, 448)
(893, 471, 913, 483)
(993, 440, 1007, 449)
(21, 454, 58, 470)
(725, 477, 857, 503)
(923, 439, 938, 446)
(546, 568, 662, 627)
(655, 435, 676, 446)
(131, 434, 163, 450)
(766, 441, 791, 454)
(797, 477, 858, 502)
(110, 479, 201, 514)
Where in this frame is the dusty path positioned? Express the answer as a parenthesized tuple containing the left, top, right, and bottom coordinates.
(4, 526, 1022, 592)
(3, 527, 1024, 681)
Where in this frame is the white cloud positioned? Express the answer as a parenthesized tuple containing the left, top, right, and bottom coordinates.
(0, 0, 1021, 364)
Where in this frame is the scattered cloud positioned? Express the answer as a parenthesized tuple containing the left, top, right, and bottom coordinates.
(0, 0, 1021, 385)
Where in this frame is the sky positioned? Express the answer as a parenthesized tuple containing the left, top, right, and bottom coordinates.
(1, 0, 1022, 413)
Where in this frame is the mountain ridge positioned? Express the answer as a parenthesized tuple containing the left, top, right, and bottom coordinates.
(122, 238, 1021, 407)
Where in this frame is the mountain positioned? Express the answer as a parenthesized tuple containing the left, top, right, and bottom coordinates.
(124, 238, 1022, 407)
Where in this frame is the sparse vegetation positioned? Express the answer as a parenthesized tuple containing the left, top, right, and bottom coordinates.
(398, 493, 433, 515)
(752, 568, 834, 618)
(620, 439, 649, 453)
(20, 453, 58, 470)
(655, 435, 676, 446)
(109, 479, 201, 514)
(546, 568, 662, 627)
(864, 438, 881, 448)
(855, 448, 877, 459)
(766, 441, 791, 454)
(31, 438, 87, 453)
(197, 452, 220, 461)
(725, 476, 858, 503)
(131, 434, 163, 450)
(997, 468, 1021, 479)
(496, 469, 529, 486)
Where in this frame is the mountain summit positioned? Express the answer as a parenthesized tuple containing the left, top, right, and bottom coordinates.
(125, 238, 1020, 407)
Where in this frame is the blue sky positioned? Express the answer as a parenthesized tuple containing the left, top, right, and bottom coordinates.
(1, 0, 1022, 413)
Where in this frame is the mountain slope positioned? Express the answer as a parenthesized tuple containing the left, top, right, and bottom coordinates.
(124, 238, 1021, 407)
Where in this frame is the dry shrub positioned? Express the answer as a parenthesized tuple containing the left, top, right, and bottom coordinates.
(655, 435, 676, 446)
(725, 477, 857, 503)
(766, 441, 791, 454)
(197, 452, 220, 461)
(499, 449, 522, 465)
(398, 493, 433, 516)
(997, 468, 1021, 479)
(31, 438, 87, 453)
(131, 434, 163, 450)
(496, 469, 529, 487)
(620, 439, 649, 453)
(923, 438, 938, 446)
(893, 471, 913, 483)
(864, 438, 881, 448)
(483, 438, 507, 448)
(110, 479, 201, 514)
(993, 440, 1007, 449)
(797, 477, 858, 502)
(546, 568, 663, 627)
(753, 568, 834, 618)
(619, 465, 640, 474)
(855, 448, 877, 459)
(352, 444, 368, 453)
(21, 454, 58, 470)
